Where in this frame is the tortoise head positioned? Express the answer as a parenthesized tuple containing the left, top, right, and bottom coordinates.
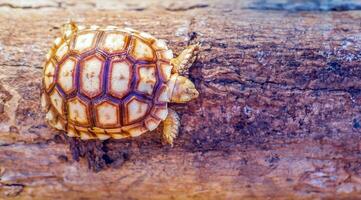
(168, 74, 199, 103)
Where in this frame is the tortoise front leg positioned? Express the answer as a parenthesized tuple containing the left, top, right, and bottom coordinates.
(170, 44, 200, 75)
(162, 108, 180, 146)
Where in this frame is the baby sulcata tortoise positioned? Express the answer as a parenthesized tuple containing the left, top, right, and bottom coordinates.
(41, 22, 199, 145)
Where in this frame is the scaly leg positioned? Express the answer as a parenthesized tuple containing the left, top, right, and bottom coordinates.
(162, 108, 180, 146)
(171, 43, 200, 75)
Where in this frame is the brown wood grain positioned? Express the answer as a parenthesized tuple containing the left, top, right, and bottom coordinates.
(0, 0, 361, 199)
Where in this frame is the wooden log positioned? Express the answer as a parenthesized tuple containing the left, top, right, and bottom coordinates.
(1, 0, 361, 199)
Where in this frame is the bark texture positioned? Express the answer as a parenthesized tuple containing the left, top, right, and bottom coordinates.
(1, 0, 361, 199)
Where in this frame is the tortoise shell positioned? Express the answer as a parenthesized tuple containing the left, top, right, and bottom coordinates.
(41, 25, 174, 140)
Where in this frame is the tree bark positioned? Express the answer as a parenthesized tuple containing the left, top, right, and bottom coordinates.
(1, 0, 361, 199)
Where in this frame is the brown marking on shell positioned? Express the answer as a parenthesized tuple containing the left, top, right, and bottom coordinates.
(43, 60, 56, 92)
(57, 57, 77, 94)
(108, 59, 133, 99)
(53, 37, 62, 47)
(156, 49, 173, 62)
(167, 74, 178, 101)
(61, 22, 78, 39)
(67, 124, 79, 137)
(49, 87, 64, 115)
(67, 97, 90, 126)
(106, 128, 130, 139)
(94, 100, 121, 128)
(145, 115, 161, 131)
(71, 30, 98, 54)
(122, 123, 148, 137)
(157, 61, 173, 82)
(155, 84, 170, 103)
(151, 105, 168, 121)
(135, 64, 157, 96)
(98, 31, 129, 54)
(129, 37, 155, 62)
(79, 54, 106, 98)
(124, 96, 150, 125)
(106, 127, 122, 134)
(79, 131, 95, 140)
(89, 127, 105, 134)
(76, 126, 89, 133)
(88, 127, 111, 140)
(53, 117, 66, 131)
(76, 126, 96, 140)
(45, 106, 67, 131)
(55, 42, 69, 61)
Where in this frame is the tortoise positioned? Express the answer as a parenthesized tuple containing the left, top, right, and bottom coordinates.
(41, 22, 199, 145)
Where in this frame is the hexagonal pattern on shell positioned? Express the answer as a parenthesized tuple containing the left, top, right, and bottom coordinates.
(41, 26, 173, 139)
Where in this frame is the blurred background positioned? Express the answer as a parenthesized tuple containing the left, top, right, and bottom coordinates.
(1, 0, 361, 11)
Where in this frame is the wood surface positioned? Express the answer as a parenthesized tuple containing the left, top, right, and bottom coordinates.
(0, 0, 361, 199)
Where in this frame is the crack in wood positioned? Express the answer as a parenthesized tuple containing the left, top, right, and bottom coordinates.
(0, 183, 25, 197)
(0, 3, 60, 10)
(165, 3, 209, 11)
(205, 78, 361, 96)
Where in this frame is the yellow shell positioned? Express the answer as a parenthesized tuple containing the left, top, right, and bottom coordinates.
(41, 25, 174, 140)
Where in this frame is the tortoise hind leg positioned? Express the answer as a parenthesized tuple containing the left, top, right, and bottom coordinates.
(170, 44, 200, 75)
(162, 108, 180, 146)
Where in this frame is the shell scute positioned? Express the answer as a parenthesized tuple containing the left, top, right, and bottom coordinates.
(67, 124, 78, 137)
(53, 117, 66, 131)
(155, 84, 170, 103)
(156, 49, 173, 62)
(94, 100, 121, 128)
(57, 56, 77, 95)
(49, 87, 65, 115)
(151, 105, 168, 120)
(145, 115, 161, 131)
(55, 42, 69, 61)
(157, 61, 173, 82)
(43, 60, 56, 92)
(122, 123, 148, 137)
(124, 96, 150, 125)
(135, 64, 157, 96)
(99, 31, 129, 54)
(130, 37, 155, 62)
(41, 92, 50, 112)
(108, 58, 133, 99)
(67, 97, 90, 126)
(106, 128, 129, 139)
(79, 54, 106, 98)
(72, 31, 98, 54)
